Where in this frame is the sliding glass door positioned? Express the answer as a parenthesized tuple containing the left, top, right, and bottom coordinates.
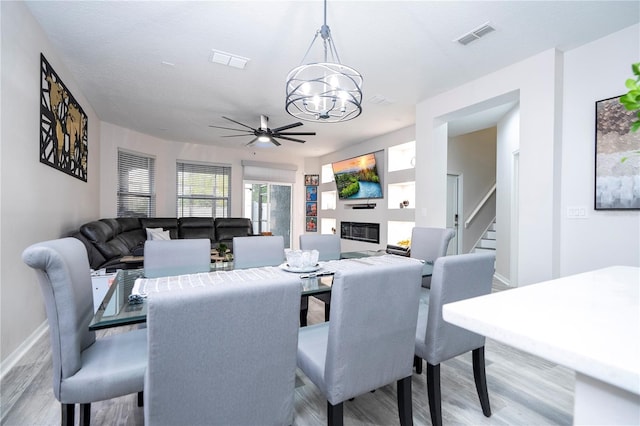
(243, 182, 292, 248)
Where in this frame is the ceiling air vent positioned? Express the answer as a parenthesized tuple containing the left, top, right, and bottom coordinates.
(454, 22, 495, 46)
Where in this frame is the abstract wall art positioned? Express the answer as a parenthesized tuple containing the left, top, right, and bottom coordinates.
(40, 53, 88, 181)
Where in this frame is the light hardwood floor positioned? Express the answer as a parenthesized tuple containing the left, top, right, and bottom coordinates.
(1, 293, 574, 425)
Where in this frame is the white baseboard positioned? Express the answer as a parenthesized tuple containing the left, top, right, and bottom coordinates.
(0, 321, 48, 381)
(494, 272, 512, 287)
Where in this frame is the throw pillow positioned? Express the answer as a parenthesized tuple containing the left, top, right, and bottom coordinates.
(146, 227, 171, 241)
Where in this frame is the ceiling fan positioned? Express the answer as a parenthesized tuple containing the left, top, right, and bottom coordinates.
(209, 115, 316, 146)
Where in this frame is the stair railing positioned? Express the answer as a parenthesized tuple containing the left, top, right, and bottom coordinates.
(465, 183, 496, 228)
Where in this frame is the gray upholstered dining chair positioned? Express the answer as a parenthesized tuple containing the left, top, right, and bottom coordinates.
(233, 235, 311, 325)
(143, 238, 211, 278)
(144, 276, 301, 426)
(22, 238, 147, 426)
(297, 260, 423, 426)
(414, 252, 495, 426)
(232, 235, 285, 269)
(410, 227, 455, 288)
(299, 234, 341, 261)
(299, 234, 341, 322)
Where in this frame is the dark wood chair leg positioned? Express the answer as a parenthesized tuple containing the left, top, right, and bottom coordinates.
(427, 363, 442, 426)
(472, 347, 492, 417)
(61, 403, 74, 426)
(397, 376, 413, 426)
(414, 355, 422, 374)
(327, 401, 344, 426)
(138, 391, 144, 407)
(79, 403, 90, 426)
(324, 303, 330, 322)
(300, 296, 309, 327)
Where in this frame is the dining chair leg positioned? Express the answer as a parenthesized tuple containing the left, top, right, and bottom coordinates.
(300, 296, 309, 327)
(138, 391, 144, 407)
(324, 304, 330, 322)
(327, 401, 344, 426)
(79, 403, 90, 426)
(472, 347, 492, 417)
(414, 355, 422, 374)
(397, 376, 413, 426)
(426, 363, 442, 426)
(61, 403, 74, 426)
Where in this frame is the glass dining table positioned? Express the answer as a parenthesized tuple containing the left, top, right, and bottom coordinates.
(89, 250, 433, 331)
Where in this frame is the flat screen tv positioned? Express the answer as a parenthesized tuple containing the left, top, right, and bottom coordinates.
(332, 153, 383, 200)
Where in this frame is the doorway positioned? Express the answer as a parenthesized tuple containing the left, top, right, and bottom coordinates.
(446, 174, 462, 254)
(243, 182, 292, 248)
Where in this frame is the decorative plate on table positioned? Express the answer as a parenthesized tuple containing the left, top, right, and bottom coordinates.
(279, 263, 321, 273)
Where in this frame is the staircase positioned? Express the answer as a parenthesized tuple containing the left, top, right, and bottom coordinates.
(474, 220, 496, 254)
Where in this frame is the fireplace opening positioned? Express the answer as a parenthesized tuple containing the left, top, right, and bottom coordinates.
(340, 222, 380, 244)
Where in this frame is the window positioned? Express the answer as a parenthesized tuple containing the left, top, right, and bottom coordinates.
(117, 150, 156, 217)
(176, 161, 231, 218)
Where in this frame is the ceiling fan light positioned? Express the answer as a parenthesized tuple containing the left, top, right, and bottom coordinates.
(257, 135, 271, 143)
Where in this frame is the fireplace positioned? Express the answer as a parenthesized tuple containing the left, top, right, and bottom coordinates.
(340, 221, 380, 244)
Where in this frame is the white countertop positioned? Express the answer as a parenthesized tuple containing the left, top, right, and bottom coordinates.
(443, 266, 640, 395)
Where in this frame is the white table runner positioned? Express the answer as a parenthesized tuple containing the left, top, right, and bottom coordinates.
(133, 254, 422, 296)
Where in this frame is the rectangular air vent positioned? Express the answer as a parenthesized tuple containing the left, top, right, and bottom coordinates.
(454, 22, 495, 46)
(210, 49, 250, 69)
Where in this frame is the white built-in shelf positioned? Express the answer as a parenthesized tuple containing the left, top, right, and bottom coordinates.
(387, 220, 415, 246)
(320, 218, 337, 235)
(388, 181, 415, 210)
(388, 141, 415, 173)
(321, 164, 334, 183)
(321, 190, 336, 210)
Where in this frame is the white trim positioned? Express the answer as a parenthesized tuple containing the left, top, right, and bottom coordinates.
(0, 321, 48, 381)
(494, 272, 512, 287)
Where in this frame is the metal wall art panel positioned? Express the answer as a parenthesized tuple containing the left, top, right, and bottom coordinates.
(40, 53, 88, 181)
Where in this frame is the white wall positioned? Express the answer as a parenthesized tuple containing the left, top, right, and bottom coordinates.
(495, 105, 520, 284)
(99, 122, 307, 246)
(447, 127, 497, 253)
(317, 125, 416, 252)
(560, 24, 640, 275)
(417, 49, 561, 286)
(1, 2, 101, 362)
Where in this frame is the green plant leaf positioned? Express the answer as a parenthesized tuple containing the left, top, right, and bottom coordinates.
(632, 121, 640, 132)
(632, 62, 640, 76)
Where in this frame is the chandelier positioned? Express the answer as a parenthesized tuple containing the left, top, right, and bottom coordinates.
(285, 0, 363, 122)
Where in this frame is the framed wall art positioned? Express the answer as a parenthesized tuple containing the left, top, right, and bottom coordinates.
(594, 95, 640, 209)
(40, 53, 88, 181)
(304, 174, 319, 186)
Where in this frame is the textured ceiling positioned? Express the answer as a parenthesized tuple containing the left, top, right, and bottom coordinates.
(25, 1, 639, 156)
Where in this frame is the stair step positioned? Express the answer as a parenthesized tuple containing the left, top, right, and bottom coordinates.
(488, 222, 496, 231)
(478, 239, 496, 249)
(485, 230, 496, 239)
(475, 247, 496, 253)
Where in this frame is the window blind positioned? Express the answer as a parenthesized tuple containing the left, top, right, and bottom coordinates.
(117, 150, 156, 217)
(176, 161, 231, 218)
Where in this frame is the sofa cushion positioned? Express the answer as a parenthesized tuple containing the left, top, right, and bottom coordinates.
(117, 217, 142, 232)
(100, 218, 121, 235)
(80, 220, 120, 260)
(178, 217, 215, 241)
(214, 218, 252, 244)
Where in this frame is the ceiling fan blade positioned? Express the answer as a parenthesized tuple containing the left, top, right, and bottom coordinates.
(209, 125, 254, 133)
(274, 131, 316, 136)
(222, 134, 255, 137)
(272, 122, 303, 133)
(275, 135, 306, 143)
(245, 137, 258, 147)
(271, 138, 281, 146)
(222, 116, 256, 131)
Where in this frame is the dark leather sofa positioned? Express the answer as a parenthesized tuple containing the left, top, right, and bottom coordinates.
(71, 217, 253, 271)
